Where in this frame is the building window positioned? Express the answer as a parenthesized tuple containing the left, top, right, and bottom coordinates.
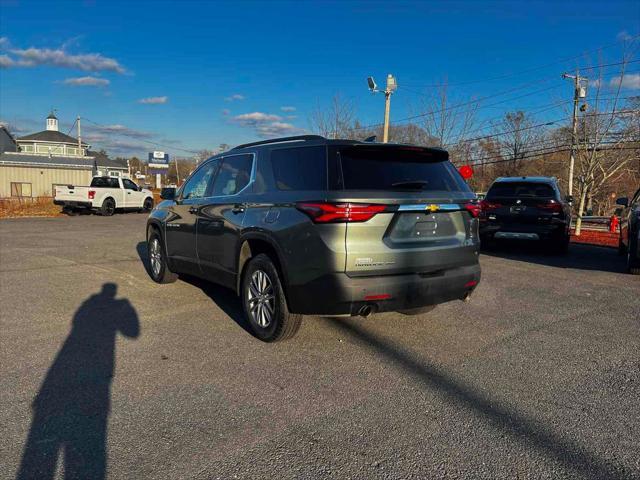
(11, 182, 32, 198)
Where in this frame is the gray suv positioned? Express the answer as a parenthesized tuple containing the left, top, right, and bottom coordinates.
(146, 136, 481, 341)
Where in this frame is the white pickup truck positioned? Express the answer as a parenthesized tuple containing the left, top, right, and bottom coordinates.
(54, 176, 154, 216)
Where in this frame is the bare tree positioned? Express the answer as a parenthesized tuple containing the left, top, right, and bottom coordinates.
(418, 83, 478, 149)
(573, 57, 639, 234)
(309, 93, 356, 139)
(491, 110, 545, 176)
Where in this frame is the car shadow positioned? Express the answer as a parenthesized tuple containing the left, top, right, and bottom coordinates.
(16, 283, 140, 480)
(322, 317, 634, 479)
(135, 241, 253, 337)
(481, 241, 627, 274)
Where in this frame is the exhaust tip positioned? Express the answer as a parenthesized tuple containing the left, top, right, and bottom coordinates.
(358, 305, 374, 317)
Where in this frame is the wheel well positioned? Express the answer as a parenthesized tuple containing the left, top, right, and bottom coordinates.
(147, 222, 160, 242)
(237, 238, 286, 294)
(103, 196, 115, 206)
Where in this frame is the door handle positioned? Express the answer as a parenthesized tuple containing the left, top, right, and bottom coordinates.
(232, 204, 245, 214)
(188, 206, 198, 214)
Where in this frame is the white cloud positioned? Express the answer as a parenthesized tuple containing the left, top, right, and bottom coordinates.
(87, 124, 153, 139)
(280, 106, 296, 112)
(225, 94, 245, 102)
(0, 39, 126, 73)
(610, 73, 640, 90)
(233, 112, 282, 123)
(138, 96, 168, 104)
(255, 121, 304, 138)
(62, 76, 110, 87)
(231, 111, 304, 138)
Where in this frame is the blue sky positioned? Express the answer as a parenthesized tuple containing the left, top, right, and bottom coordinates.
(0, 0, 638, 158)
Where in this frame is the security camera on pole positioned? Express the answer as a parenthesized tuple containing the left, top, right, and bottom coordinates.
(368, 74, 397, 143)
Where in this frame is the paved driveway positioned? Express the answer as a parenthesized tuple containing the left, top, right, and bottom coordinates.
(1, 214, 638, 479)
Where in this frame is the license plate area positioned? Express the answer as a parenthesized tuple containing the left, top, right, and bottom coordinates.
(510, 206, 526, 213)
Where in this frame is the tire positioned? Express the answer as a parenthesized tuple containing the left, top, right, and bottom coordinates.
(241, 253, 302, 342)
(398, 305, 436, 316)
(142, 197, 154, 212)
(628, 237, 640, 275)
(147, 231, 178, 284)
(100, 197, 116, 216)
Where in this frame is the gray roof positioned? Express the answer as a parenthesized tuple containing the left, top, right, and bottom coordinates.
(17, 130, 89, 146)
(494, 176, 557, 183)
(0, 152, 127, 170)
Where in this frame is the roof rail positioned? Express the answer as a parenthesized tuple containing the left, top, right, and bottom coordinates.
(232, 135, 326, 150)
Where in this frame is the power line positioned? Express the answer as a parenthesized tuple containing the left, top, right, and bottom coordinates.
(399, 36, 640, 89)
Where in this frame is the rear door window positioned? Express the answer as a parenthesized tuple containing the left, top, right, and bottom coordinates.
(487, 182, 555, 199)
(330, 145, 470, 192)
(271, 146, 327, 191)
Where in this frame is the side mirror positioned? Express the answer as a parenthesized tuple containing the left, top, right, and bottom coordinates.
(565, 195, 573, 203)
(160, 187, 176, 200)
(616, 197, 629, 207)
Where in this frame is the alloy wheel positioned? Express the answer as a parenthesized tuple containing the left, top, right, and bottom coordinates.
(247, 269, 275, 328)
(149, 238, 162, 278)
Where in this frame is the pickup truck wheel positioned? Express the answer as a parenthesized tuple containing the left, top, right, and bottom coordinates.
(100, 198, 116, 216)
(241, 254, 302, 342)
(142, 197, 154, 212)
(147, 232, 178, 283)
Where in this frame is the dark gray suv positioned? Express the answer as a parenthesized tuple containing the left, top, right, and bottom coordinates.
(146, 136, 481, 341)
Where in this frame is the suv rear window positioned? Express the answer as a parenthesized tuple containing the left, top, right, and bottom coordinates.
(271, 146, 326, 191)
(90, 177, 119, 188)
(487, 182, 555, 199)
(330, 145, 470, 192)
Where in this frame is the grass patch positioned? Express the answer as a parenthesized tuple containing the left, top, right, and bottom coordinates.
(0, 197, 63, 218)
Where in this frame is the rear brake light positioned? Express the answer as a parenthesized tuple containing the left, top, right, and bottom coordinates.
(296, 202, 388, 223)
(537, 200, 563, 213)
(364, 294, 391, 301)
(464, 202, 481, 218)
(88, 190, 96, 200)
(480, 200, 501, 212)
(464, 280, 478, 288)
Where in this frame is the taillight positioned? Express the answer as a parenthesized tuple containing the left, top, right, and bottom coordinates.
(480, 200, 501, 211)
(296, 202, 388, 223)
(88, 190, 96, 200)
(537, 200, 563, 213)
(464, 202, 481, 218)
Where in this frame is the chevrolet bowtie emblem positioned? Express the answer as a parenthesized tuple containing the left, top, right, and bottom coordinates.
(427, 204, 439, 212)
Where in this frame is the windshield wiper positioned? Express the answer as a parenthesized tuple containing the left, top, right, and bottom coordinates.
(390, 181, 429, 190)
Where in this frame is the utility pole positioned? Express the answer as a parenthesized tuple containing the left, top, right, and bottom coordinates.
(562, 71, 587, 201)
(76, 116, 82, 155)
(367, 74, 397, 143)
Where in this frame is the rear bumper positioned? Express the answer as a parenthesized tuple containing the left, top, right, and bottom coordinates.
(286, 263, 481, 316)
(54, 200, 93, 209)
(480, 221, 567, 241)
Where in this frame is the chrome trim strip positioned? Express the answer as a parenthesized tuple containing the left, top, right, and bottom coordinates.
(398, 203, 461, 211)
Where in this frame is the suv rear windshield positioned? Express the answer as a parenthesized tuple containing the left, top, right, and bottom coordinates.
(487, 182, 555, 199)
(330, 145, 470, 192)
(90, 177, 119, 188)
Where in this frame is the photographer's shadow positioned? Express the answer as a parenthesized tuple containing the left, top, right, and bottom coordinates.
(17, 283, 139, 480)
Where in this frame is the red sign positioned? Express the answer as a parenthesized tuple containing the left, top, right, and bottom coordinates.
(459, 165, 474, 180)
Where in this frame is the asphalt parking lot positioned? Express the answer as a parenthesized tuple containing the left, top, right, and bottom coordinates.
(0, 214, 638, 480)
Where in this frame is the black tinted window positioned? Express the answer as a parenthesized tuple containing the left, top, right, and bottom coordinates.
(90, 177, 119, 188)
(487, 182, 555, 199)
(333, 146, 470, 192)
(211, 154, 253, 196)
(271, 146, 326, 191)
